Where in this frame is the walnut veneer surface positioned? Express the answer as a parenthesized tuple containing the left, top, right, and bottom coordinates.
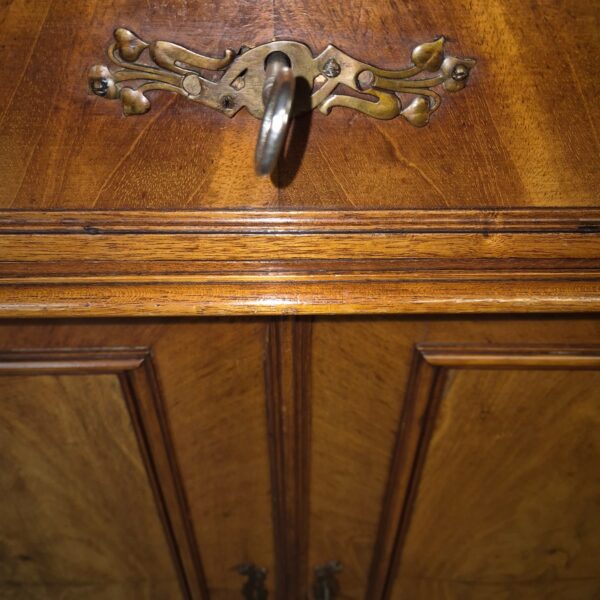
(0, 0, 597, 209)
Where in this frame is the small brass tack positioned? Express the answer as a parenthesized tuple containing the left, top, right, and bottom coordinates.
(322, 58, 341, 78)
(452, 64, 469, 81)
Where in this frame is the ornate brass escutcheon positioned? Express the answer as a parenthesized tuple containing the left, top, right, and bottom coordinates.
(88, 29, 476, 173)
(89, 29, 475, 122)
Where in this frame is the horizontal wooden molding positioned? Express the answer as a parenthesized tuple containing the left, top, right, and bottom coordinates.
(0, 208, 599, 234)
(0, 280, 598, 316)
(2, 232, 599, 262)
(419, 345, 600, 368)
(0, 209, 598, 315)
(0, 349, 147, 374)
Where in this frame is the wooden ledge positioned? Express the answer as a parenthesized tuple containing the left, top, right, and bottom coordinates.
(0, 208, 598, 233)
(0, 209, 598, 316)
(0, 280, 598, 316)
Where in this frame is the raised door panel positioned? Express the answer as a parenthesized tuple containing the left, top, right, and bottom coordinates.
(0, 319, 275, 599)
(0, 372, 182, 599)
(390, 365, 600, 600)
(307, 317, 600, 600)
(0, 1, 597, 208)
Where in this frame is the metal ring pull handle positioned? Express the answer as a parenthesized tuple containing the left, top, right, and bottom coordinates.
(255, 52, 295, 176)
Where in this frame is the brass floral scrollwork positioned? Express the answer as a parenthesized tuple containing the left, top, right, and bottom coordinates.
(89, 29, 475, 126)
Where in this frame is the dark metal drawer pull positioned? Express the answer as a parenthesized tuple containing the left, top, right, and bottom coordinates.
(238, 563, 268, 600)
(313, 560, 342, 600)
(235, 559, 343, 598)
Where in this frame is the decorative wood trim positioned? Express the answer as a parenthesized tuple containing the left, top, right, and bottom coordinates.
(368, 344, 600, 600)
(1, 265, 599, 282)
(264, 319, 312, 600)
(0, 209, 598, 233)
(0, 349, 146, 374)
(366, 349, 445, 600)
(2, 232, 599, 262)
(121, 357, 209, 600)
(0, 280, 598, 316)
(0, 209, 598, 315)
(420, 345, 600, 368)
(0, 348, 208, 600)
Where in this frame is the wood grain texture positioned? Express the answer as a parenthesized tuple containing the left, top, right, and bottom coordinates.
(0, 347, 208, 599)
(275, 0, 600, 208)
(0, 11, 599, 597)
(390, 365, 600, 599)
(309, 319, 418, 599)
(0, 209, 598, 316)
(1, 316, 600, 598)
(307, 317, 600, 599)
(3, 233, 600, 262)
(367, 346, 445, 600)
(0, 0, 275, 209)
(0, 320, 276, 599)
(380, 345, 600, 600)
(0, 280, 598, 317)
(121, 356, 208, 599)
(2, 209, 598, 233)
(152, 319, 276, 599)
(0, 1, 597, 208)
(0, 373, 182, 599)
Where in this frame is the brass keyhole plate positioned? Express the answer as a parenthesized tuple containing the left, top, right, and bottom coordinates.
(89, 29, 475, 127)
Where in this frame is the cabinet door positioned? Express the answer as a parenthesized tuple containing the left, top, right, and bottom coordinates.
(3, 317, 599, 599)
(307, 316, 600, 600)
(0, 319, 274, 599)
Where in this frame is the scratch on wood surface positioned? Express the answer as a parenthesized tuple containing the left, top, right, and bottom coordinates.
(373, 122, 447, 205)
(314, 139, 354, 206)
(0, 0, 54, 131)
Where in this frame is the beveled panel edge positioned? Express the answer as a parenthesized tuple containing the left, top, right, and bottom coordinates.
(0, 348, 208, 600)
(366, 348, 443, 599)
(0, 208, 598, 233)
(370, 344, 600, 600)
(0, 348, 147, 374)
(419, 344, 600, 368)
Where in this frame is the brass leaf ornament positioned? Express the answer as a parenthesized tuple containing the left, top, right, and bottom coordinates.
(411, 37, 446, 72)
(401, 97, 431, 128)
(114, 28, 148, 62)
